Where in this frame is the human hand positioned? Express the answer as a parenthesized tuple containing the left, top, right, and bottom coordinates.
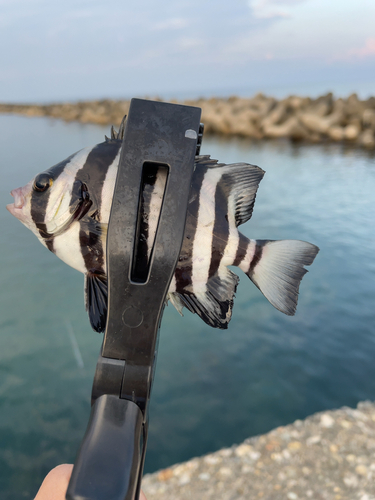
(34, 464, 147, 500)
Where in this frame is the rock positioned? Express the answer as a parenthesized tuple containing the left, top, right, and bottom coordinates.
(344, 473, 359, 488)
(327, 126, 345, 141)
(355, 465, 368, 476)
(344, 124, 361, 141)
(198, 472, 211, 481)
(287, 441, 302, 451)
(362, 109, 375, 130)
(308, 93, 334, 117)
(218, 466, 232, 477)
(359, 130, 375, 149)
(346, 93, 365, 117)
(263, 116, 308, 140)
(306, 435, 321, 446)
(285, 95, 310, 111)
(299, 110, 344, 135)
(299, 113, 330, 134)
(201, 108, 231, 135)
(287, 492, 298, 500)
(157, 468, 174, 481)
(223, 109, 263, 138)
(261, 102, 290, 129)
(235, 444, 254, 457)
(340, 419, 353, 429)
(252, 95, 278, 118)
(320, 413, 335, 428)
(365, 96, 375, 109)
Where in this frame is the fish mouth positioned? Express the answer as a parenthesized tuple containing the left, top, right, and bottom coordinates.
(6, 187, 26, 221)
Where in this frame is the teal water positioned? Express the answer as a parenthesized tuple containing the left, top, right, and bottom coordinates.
(1, 115, 375, 499)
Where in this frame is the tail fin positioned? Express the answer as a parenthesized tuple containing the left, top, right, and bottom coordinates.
(246, 240, 319, 316)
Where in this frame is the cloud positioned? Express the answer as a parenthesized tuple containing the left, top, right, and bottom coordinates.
(248, 0, 308, 19)
(348, 37, 375, 59)
(153, 18, 189, 31)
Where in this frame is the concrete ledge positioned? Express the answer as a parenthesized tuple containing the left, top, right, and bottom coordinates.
(142, 401, 375, 500)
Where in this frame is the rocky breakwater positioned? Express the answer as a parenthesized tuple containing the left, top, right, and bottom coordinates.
(196, 93, 375, 149)
(142, 401, 375, 500)
(0, 99, 131, 127)
(1, 93, 375, 149)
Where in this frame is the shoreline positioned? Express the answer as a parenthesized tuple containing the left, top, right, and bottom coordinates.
(1, 93, 375, 149)
(142, 401, 375, 500)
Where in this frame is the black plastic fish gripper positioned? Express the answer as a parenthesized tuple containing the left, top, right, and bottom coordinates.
(66, 99, 202, 500)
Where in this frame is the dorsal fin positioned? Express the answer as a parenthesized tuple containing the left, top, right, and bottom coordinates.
(219, 163, 265, 226)
(117, 115, 127, 140)
(194, 155, 226, 168)
(194, 156, 265, 226)
(106, 115, 127, 142)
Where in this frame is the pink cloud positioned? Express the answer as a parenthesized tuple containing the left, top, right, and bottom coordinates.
(349, 37, 375, 59)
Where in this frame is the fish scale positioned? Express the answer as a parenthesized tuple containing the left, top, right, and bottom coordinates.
(6, 116, 319, 332)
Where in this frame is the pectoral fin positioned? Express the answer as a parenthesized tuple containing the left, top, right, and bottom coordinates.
(84, 272, 108, 332)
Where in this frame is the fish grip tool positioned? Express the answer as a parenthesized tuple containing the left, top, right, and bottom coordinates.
(66, 98, 202, 500)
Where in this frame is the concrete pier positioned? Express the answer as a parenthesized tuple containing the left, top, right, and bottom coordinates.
(142, 402, 375, 500)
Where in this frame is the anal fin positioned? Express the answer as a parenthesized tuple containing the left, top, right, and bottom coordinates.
(170, 268, 239, 329)
(84, 272, 108, 333)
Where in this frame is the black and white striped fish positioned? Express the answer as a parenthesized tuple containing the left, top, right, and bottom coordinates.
(7, 118, 319, 332)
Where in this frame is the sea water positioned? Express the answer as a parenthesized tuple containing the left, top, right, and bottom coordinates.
(0, 115, 374, 499)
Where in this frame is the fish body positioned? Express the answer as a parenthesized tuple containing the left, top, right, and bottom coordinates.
(7, 119, 319, 332)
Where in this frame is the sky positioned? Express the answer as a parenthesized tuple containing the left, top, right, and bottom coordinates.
(0, 0, 375, 103)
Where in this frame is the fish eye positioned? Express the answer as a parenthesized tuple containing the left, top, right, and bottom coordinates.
(33, 174, 53, 193)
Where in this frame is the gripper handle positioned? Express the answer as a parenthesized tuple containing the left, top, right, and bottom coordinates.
(66, 395, 144, 500)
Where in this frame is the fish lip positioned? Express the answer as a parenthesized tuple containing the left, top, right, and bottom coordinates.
(6, 202, 15, 213)
(6, 202, 25, 221)
(9, 187, 26, 209)
(7, 187, 27, 221)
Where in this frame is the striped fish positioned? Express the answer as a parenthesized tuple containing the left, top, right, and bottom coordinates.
(7, 118, 319, 332)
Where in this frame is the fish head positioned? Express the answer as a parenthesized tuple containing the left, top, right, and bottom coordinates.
(6, 150, 98, 245)
(6, 121, 131, 333)
(7, 118, 126, 254)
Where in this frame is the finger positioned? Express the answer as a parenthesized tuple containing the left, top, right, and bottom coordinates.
(140, 490, 148, 500)
(34, 464, 147, 500)
(34, 464, 73, 500)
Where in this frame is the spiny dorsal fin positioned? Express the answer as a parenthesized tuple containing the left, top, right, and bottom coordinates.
(117, 115, 127, 140)
(106, 115, 127, 142)
(194, 155, 226, 168)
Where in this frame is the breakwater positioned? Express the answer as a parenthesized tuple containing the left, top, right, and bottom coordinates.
(1, 93, 375, 149)
(142, 402, 375, 500)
